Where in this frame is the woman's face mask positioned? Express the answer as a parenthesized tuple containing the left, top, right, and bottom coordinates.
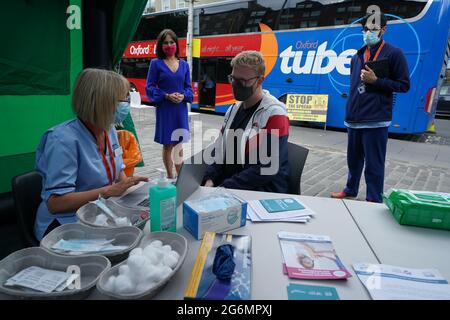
(162, 44, 177, 57)
(115, 101, 130, 124)
(363, 30, 381, 46)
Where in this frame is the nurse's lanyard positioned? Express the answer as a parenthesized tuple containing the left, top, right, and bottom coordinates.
(364, 40, 385, 63)
(83, 120, 117, 185)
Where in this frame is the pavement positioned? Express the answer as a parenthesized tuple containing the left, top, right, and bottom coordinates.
(132, 106, 450, 201)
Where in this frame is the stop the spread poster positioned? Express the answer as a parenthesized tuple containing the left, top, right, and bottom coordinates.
(286, 94, 329, 123)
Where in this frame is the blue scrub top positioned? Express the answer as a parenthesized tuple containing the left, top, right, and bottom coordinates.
(34, 118, 123, 240)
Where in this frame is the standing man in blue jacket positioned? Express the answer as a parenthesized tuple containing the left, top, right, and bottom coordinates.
(202, 51, 290, 193)
(331, 12, 410, 203)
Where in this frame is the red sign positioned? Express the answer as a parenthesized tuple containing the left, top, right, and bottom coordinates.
(199, 35, 261, 57)
(123, 40, 187, 59)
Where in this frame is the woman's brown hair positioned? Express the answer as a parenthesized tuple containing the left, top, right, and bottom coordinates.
(155, 29, 179, 59)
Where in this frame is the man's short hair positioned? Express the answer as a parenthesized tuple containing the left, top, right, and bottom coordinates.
(361, 12, 387, 28)
(231, 51, 266, 76)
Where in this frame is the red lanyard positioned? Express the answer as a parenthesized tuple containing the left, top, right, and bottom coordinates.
(83, 121, 117, 185)
(364, 40, 385, 63)
(97, 131, 116, 185)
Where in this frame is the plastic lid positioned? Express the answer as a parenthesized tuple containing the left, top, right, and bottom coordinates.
(156, 169, 169, 188)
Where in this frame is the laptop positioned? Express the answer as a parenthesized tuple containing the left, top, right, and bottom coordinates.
(116, 152, 208, 209)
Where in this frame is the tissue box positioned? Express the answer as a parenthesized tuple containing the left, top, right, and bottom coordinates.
(183, 192, 247, 240)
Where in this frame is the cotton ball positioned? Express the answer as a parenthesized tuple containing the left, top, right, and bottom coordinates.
(129, 248, 143, 257)
(161, 266, 172, 279)
(168, 250, 180, 261)
(128, 254, 152, 283)
(163, 253, 178, 269)
(127, 254, 147, 271)
(149, 240, 163, 248)
(114, 275, 135, 294)
(115, 217, 131, 227)
(152, 247, 165, 261)
(143, 246, 159, 265)
(161, 244, 172, 253)
(141, 264, 159, 283)
(119, 265, 130, 276)
(103, 275, 116, 292)
(152, 265, 168, 283)
(94, 214, 108, 226)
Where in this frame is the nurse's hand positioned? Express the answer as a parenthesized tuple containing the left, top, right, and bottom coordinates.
(103, 176, 148, 197)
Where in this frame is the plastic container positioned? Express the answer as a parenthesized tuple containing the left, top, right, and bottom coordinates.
(383, 189, 450, 231)
(96, 232, 188, 300)
(150, 169, 177, 232)
(40, 223, 143, 264)
(0, 247, 110, 299)
(77, 198, 149, 230)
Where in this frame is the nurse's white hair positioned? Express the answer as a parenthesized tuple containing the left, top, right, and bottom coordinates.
(231, 51, 266, 76)
(72, 68, 129, 130)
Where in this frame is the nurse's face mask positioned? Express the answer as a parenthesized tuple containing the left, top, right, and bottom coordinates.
(115, 95, 130, 124)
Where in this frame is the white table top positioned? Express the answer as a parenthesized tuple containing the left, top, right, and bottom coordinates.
(0, 187, 384, 300)
(115, 187, 379, 300)
(343, 199, 450, 280)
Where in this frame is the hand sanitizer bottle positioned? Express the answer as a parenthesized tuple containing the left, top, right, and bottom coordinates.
(149, 169, 177, 232)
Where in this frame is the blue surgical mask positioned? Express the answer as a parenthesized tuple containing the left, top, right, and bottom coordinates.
(364, 31, 381, 47)
(115, 101, 130, 124)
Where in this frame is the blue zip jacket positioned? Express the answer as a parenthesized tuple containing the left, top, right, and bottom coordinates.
(345, 41, 410, 123)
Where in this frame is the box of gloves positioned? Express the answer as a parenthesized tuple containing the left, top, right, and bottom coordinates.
(183, 188, 247, 240)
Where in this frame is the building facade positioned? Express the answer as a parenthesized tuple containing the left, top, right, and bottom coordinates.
(146, 0, 222, 13)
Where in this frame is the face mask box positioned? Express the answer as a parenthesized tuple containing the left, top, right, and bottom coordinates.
(183, 194, 247, 240)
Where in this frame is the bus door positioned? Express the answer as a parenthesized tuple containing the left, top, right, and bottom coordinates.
(215, 57, 233, 113)
(198, 58, 217, 110)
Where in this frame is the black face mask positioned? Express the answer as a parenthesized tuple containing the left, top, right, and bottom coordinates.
(232, 81, 255, 101)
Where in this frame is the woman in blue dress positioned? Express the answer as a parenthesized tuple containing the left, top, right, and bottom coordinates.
(34, 69, 148, 240)
(146, 29, 193, 179)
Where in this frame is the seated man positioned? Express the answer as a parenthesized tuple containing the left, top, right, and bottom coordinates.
(202, 51, 290, 193)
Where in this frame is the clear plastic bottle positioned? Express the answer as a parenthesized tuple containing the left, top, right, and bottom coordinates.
(149, 169, 177, 232)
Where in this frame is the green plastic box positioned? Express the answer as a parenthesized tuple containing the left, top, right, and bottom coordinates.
(383, 189, 450, 231)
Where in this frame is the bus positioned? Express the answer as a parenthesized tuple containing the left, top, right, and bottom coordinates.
(119, 0, 450, 134)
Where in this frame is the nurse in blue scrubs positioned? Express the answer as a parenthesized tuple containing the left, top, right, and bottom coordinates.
(34, 69, 148, 241)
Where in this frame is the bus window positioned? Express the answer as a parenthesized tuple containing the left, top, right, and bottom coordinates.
(194, 0, 429, 37)
(197, 2, 249, 36)
(284, 0, 361, 29)
(165, 11, 188, 37)
(283, 0, 429, 30)
(120, 59, 150, 79)
(134, 10, 188, 41)
(197, 0, 291, 35)
(245, 1, 290, 33)
(134, 16, 164, 41)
